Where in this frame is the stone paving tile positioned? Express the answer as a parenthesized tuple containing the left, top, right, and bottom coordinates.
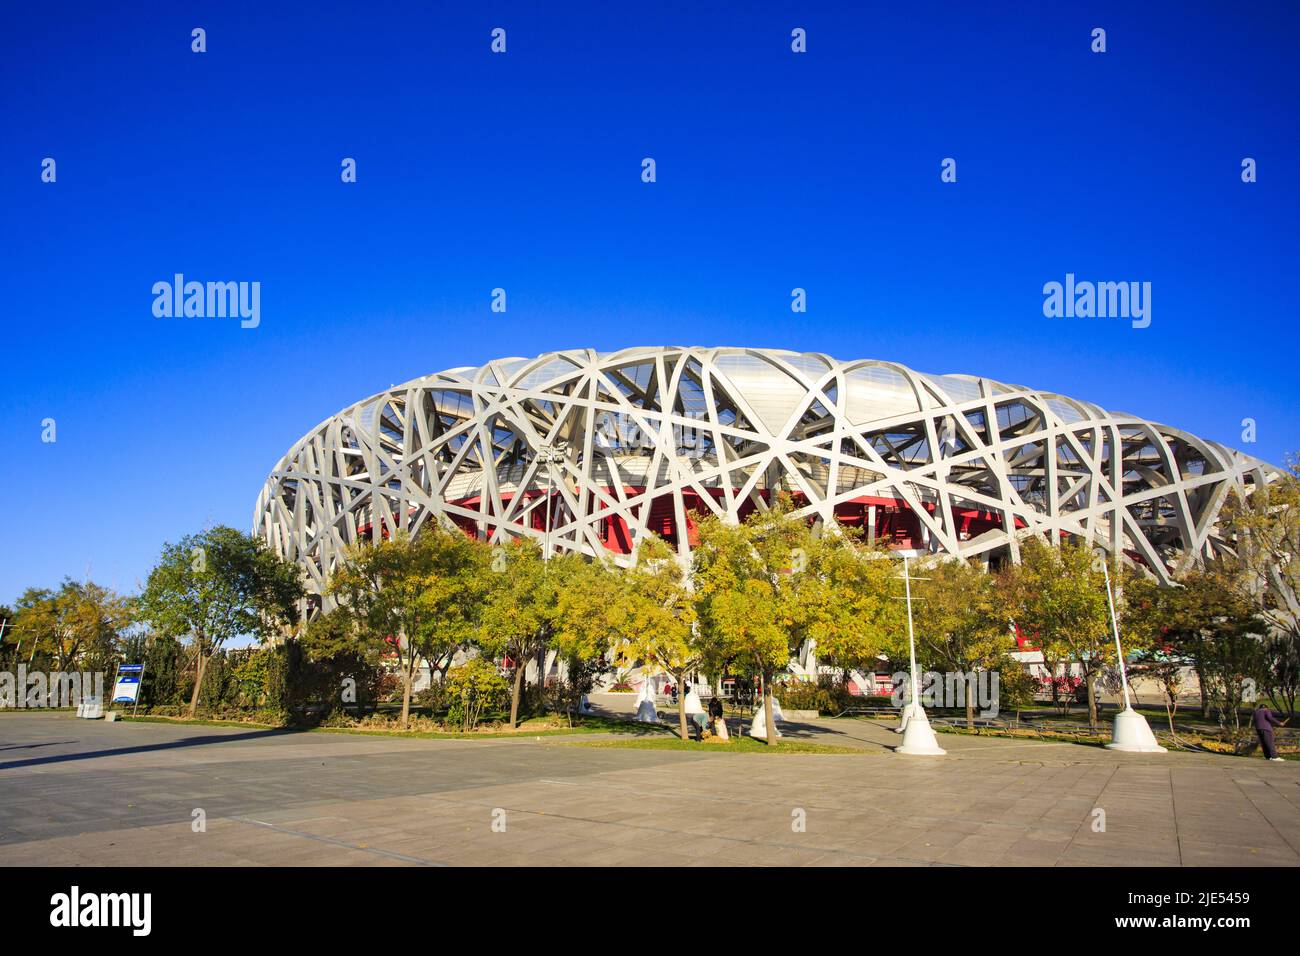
(1057, 843, 1184, 867)
(2, 712, 1298, 866)
(1178, 840, 1298, 866)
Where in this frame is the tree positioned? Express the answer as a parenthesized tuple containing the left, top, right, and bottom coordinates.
(1263, 630, 1300, 719)
(912, 558, 1019, 728)
(1125, 565, 1271, 737)
(478, 540, 581, 729)
(1166, 568, 1266, 737)
(1123, 575, 1186, 732)
(0, 603, 17, 667)
(794, 524, 901, 676)
(140, 526, 302, 717)
(999, 538, 1116, 727)
(299, 606, 386, 715)
(141, 633, 183, 708)
(558, 536, 698, 739)
(12, 579, 135, 673)
(328, 528, 488, 727)
(544, 654, 612, 727)
(1219, 461, 1300, 717)
(693, 497, 897, 746)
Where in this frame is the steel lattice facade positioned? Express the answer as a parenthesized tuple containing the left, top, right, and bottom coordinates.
(254, 346, 1274, 610)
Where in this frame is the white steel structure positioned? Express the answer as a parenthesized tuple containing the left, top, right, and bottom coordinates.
(254, 346, 1273, 610)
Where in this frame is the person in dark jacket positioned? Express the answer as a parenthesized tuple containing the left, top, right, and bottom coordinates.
(1252, 703, 1287, 761)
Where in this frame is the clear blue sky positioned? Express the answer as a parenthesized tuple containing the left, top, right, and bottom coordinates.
(2, 1, 1297, 605)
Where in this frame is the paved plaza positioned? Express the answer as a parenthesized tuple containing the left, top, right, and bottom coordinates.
(0, 711, 1297, 866)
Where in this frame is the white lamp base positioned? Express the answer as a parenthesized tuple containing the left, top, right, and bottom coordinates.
(1105, 706, 1167, 753)
(896, 706, 947, 756)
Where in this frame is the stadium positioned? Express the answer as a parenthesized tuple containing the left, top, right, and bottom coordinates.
(253, 346, 1274, 611)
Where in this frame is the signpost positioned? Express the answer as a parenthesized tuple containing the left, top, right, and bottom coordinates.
(111, 663, 145, 717)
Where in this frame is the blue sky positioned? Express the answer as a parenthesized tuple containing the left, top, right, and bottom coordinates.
(1, 1, 1297, 604)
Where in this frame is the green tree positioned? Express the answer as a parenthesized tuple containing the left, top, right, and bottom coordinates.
(299, 606, 386, 714)
(1, 603, 19, 667)
(558, 537, 698, 739)
(478, 540, 580, 728)
(328, 528, 488, 727)
(693, 498, 896, 746)
(1124, 575, 1194, 731)
(140, 633, 183, 707)
(12, 579, 135, 673)
(1263, 630, 1300, 718)
(140, 526, 302, 717)
(999, 538, 1119, 725)
(1151, 568, 1267, 737)
(913, 558, 1019, 728)
(1219, 461, 1300, 717)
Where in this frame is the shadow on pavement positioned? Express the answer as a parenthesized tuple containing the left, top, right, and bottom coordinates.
(0, 741, 79, 753)
(0, 727, 303, 771)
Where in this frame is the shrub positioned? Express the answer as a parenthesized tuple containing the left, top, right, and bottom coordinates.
(776, 677, 859, 715)
(1039, 674, 1083, 714)
(199, 650, 230, 707)
(414, 679, 454, 715)
(446, 658, 509, 732)
(141, 635, 183, 706)
(545, 655, 612, 725)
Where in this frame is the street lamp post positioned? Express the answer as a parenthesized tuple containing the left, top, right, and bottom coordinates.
(905, 555, 920, 712)
(895, 554, 946, 756)
(1099, 555, 1166, 753)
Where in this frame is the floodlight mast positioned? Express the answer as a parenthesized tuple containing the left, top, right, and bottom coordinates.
(904, 555, 919, 708)
(895, 552, 946, 756)
(1099, 551, 1166, 753)
(1100, 559, 1132, 711)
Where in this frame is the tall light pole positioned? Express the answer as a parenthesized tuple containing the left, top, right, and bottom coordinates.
(895, 553, 946, 756)
(1100, 560, 1132, 711)
(1099, 554, 1166, 753)
(905, 555, 920, 712)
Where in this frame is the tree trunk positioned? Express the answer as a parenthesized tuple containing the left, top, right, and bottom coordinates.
(675, 669, 689, 740)
(400, 670, 412, 728)
(509, 661, 525, 729)
(1195, 662, 1209, 718)
(188, 651, 208, 718)
(1045, 657, 1060, 711)
(1086, 668, 1098, 730)
(762, 681, 777, 747)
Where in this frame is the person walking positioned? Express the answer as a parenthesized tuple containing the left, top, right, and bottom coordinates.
(1252, 702, 1287, 762)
